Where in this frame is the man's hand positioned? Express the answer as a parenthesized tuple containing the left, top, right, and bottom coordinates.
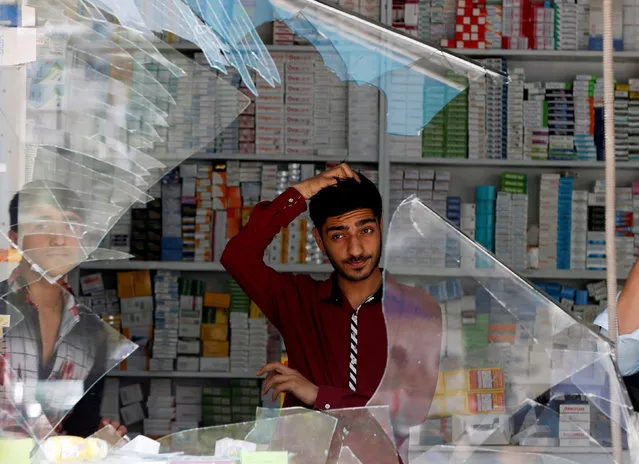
(258, 363, 319, 407)
(99, 418, 127, 437)
(292, 163, 360, 200)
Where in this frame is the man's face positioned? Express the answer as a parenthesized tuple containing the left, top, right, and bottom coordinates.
(314, 208, 382, 282)
(10, 203, 84, 278)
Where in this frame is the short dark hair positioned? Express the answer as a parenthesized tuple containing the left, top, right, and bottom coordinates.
(9, 180, 84, 233)
(309, 172, 382, 231)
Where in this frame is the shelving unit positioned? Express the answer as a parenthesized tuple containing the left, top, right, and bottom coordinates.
(81, 7, 639, 392)
(67, 2, 639, 457)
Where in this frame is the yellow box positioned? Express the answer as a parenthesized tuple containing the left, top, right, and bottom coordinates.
(443, 368, 505, 394)
(204, 292, 231, 309)
(201, 323, 229, 341)
(202, 340, 229, 357)
(428, 390, 506, 418)
(249, 301, 263, 319)
(213, 308, 229, 325)
(117, 272, 136, 299)
(133, 270, 152, 297)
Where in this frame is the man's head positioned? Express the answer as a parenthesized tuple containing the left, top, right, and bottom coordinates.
(8, 180, 85, 277)
(309, 173, 382, 282)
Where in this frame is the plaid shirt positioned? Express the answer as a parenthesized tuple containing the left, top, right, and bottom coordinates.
(0, 268, 103, 439)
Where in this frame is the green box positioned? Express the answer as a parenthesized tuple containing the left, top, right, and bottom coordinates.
(202, 396, 232, 406)
(203, 387, 232, 397)
(231, 396, 254, 406)
(230, 379, 259, 388)
(232, 387, 260, 397)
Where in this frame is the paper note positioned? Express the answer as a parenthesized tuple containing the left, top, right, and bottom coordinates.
(0, 314, 10, 327)
(0, 438, 34, 464)
(241, 451, 288, 464)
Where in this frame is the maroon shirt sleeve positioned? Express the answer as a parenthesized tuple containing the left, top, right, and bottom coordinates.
(220, 187, 307, 330)
(314, 386, 373, 411)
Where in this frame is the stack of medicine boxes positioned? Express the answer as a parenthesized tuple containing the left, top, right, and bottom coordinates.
(229, 280, 251, 372)
(152, 271, 180, 371)
(177, 279, 204, 372)
(570, 190, 589, 270)
(559, 403, 591, 447)
(539, 174, 560, 269)
(475, 185, 496, 257)
(201, 292, 231, 372)
(557, 177, 574, 270)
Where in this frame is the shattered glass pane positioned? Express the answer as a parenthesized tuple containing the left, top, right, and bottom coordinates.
(375, 196, 639, 463)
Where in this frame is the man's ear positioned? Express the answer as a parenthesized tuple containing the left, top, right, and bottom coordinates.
(380, 217, 384, 232)
(312, 227, 325, 253)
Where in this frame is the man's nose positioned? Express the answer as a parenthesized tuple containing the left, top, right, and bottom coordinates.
(347, 235, 364, 255)
(49, 230, 67, 246)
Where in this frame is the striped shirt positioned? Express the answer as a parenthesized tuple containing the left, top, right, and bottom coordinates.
(0, 268, 107, 439)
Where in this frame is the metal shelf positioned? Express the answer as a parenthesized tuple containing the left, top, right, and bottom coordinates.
(190, 152, 375, 163)
(390, 158, 639, 169)
(80, 261, 333, 274)
(391, 267, 621, 280)
(172, 43, 317, 53)
(450, 48, 639, 61)
(108, 370, 262, 379)
(170, 42, 639, 62)
(81, 261, 622, 280)
(409, 444, 615, 455)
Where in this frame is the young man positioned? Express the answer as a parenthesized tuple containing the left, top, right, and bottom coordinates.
(221, 164, 442, 421)
(0, 180, 127, 438)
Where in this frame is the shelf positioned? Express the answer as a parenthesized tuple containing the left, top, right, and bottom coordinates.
(80, 261, 622, 280)
(108, 370, 262, 379)
(409, 444, 615, 455)
(450, 48, 639, 61)
(522, 269, 615, 280)
(189, 152, 375, 163)
(169, 41, 639, 62)
(390, 158, 639, 169)
(80, 261, 333, 273)
(172, 43, 317, 53)
(391, 267, 621, 280)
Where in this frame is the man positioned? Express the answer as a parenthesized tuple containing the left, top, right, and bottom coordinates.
(594, 260, 639, 410)
(221, 164, 442, 426)
(0, 180, 127, 438)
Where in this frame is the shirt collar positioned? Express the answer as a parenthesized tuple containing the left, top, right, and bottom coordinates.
(318, 271, 384, 305)
(8, 266, 80, 319)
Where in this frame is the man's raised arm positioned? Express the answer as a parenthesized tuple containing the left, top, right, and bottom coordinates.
(220, 187, 307, 328)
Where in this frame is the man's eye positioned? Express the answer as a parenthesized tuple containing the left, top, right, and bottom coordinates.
(362, 227, 374, 234)
(331, 234, 343, 241)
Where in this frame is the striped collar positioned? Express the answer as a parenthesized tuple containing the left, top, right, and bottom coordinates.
(318, 270, 384, 305)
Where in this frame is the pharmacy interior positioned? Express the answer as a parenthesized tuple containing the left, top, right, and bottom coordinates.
(0, 0, 638, 462)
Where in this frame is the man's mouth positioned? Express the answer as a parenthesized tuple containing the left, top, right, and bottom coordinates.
(347, 257, 370, 270)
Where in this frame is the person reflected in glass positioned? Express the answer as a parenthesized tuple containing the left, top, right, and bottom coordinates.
(0, 180, 126, 438)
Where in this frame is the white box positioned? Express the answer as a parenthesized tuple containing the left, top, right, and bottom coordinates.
(177, 356, 200, 371)
(120, 384, 144, 406)
(452, 415, 512, 445)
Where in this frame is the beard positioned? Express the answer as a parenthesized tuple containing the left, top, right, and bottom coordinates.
(325, 240, 382, 282)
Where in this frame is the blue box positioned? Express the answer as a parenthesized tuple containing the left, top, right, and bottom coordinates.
(0, 5, 21, 27)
